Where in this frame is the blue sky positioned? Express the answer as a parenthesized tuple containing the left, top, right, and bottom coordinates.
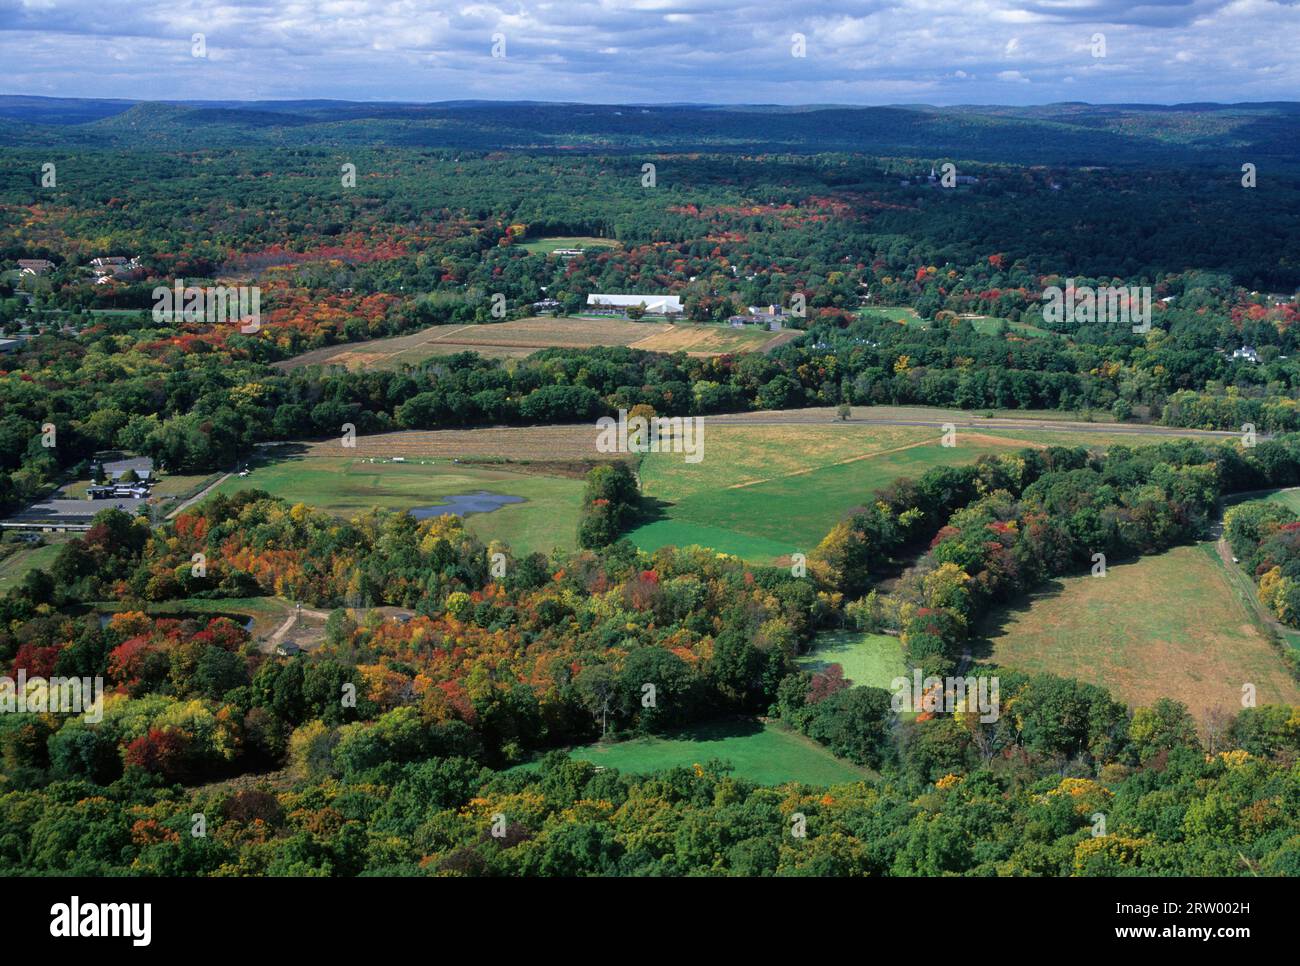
(1, 0, 1296, 105)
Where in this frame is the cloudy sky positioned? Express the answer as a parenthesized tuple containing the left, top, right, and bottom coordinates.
(1, 0, 1296, 105)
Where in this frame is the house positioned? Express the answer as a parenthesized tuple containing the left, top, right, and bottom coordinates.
(746, 304, 785, 328)
(17, 259, 54, 275)
(531, 298, 561, 312)
(551, 249, 583, 258)
(1233, 346, 1260, 364)
(0, 339, 18, 354)
(586, 293, 683, 317)
(276, 641, 303, 657)
(89, 256, 141, 278)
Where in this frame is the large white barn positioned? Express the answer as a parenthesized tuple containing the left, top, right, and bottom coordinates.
(586, 293, 683, 316)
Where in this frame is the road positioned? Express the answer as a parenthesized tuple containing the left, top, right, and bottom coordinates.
(165, 473, 231, 520)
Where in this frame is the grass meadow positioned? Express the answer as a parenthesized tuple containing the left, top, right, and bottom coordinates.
(796, 631, 907, 690)
(209, 455, 584, 557)
(514, 719, 873, 786)
(981, 542, 1300, 720)
(630, 425, 1032, 563)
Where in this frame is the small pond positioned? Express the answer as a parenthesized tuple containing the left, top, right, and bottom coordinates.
(410, 491, 526, 519)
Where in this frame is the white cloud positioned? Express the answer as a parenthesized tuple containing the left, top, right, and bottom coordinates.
(0, 0, 1296, 103)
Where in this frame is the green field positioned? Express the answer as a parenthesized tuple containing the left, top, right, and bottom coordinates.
(1236, 487, 1300, 515)
(517, 720, 872, 786)
(983, 542, 1300, 719)
(0, 540, 66, 590)
(518, 236, 619, 255)
(965, 315, 1051, 338)
(628, 425, 1030, 563)
(209, 456, 583, 557)
(797, 630, 907, 689)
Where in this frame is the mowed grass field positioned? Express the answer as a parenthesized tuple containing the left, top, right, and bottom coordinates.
(862, 307, 1049, 339)
(1237, 487, 1300, 515)
(517, 236, 619, 254)
(209, 456, 583, 556)
(276, 316, 780, 371)
(0, 539, 68, 590)
(516, 720, 872, 786)
(797, 631, 907, 690)
(630, 425, 1035, 562)
(982, 542, 1300, 720)
(281, 406, 1220, 564)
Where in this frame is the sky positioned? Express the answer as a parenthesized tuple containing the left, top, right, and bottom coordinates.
(0, 0, 1296, 106)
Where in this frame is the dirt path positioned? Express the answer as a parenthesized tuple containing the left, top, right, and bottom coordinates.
(165, 473, 231, 520)
(262, 605, 331, 653)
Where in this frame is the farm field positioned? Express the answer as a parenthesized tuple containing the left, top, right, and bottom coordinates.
(282, 407, 1224, 563)
(515, 719, 873, 786)
(630, 422, 1124, 563)
(275, 315, 780, 371)
(863, 306, 1050, 339)
(517, 235, 619, 254)
(208, 456, 583, 557)
(981, 542, 1300, 720)
(297, 406, 1223, 464)
(963, 314, 1052, 338)
(0, 538, 69, 590)
(797, 630, 907, 690)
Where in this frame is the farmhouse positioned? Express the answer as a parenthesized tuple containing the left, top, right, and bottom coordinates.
(746, 304, 785, 329)
(1233, 345, 1260, 364)
(17, 259, 54, 275)
(89, 256, 141, 279)
(586, 293, 683, 318)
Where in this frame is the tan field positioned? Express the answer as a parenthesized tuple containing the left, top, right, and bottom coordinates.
(276, 316, 783, 371)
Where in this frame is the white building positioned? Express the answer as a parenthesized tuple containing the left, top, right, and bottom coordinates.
(586, 293, 683, 316)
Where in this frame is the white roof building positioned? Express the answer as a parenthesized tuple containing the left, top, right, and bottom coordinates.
(587, 293, 683, 314)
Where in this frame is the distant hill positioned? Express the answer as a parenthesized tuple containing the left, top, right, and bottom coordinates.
(0, 95, 1296, 165)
